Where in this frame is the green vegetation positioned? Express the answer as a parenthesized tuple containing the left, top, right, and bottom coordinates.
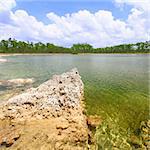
(0, 38, 149, 53)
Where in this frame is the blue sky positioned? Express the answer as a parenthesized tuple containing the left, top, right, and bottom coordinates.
(0, 0, 149, 47)
(14, 1, 132, 24)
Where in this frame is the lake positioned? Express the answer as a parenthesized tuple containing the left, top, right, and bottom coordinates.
(0, 54, 149, 137)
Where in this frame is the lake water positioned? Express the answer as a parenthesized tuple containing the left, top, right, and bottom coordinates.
(0, 54, 149, 135)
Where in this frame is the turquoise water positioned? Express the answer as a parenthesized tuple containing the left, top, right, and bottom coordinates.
(0, 54, 149, 133)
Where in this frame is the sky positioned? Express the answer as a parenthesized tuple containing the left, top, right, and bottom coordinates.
(0, 0, 149, 48)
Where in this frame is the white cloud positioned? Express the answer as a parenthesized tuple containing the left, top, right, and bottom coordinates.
(115, 0, 150, 11)
(0, 0, 149, 48)
(0, 0, 16, 12)
(115, 0, 150, 43)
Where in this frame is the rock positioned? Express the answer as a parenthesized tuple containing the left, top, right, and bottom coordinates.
(129, 135, 142, 148)
(8, 78, 34, 85)
(0, 68, 88, 149)
(0, 68, 83, 120)
(92, 118, 132, 150)
(147, 120, 150, 128)
(140, 120, 150, 149)
(0, 78, 34, 87)
(0, 58, 7, 62)
(56, 123, 69, 130)
(87, 115, 102, 128)
(0, 127, 20, 147)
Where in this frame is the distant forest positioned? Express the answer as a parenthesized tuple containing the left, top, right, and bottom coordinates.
(0, 38, 149, 53)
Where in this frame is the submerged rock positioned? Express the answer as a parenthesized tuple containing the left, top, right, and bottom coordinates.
(87, 115, 102, 128)
(0, 68, 88, 149)
(0, 58, 7, 62)
(7, 78, 34, 85)
(0, 78, 34, 87)
(140, 120, 150, 149)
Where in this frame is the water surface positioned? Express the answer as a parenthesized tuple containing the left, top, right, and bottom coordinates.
(0, 54, 149, 133)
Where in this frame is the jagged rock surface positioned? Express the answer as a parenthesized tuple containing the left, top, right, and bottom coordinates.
(0, 69, 88, 150)
(0, 68, 83, 120)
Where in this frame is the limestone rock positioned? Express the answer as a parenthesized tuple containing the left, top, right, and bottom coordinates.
(0, 68, 84, 120)
(0, 126, 20, 147)
(0, 68, 88, 149)
(87, 115, 102, 128)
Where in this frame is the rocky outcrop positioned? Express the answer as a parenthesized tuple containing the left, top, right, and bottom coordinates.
(0, 69, 84, 120)
(0, 69, 88, 149)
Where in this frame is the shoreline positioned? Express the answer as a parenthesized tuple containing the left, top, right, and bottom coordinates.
(0, 53, 149, 57)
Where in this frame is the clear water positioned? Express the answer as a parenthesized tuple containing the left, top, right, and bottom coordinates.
(0, 54, 149, 132)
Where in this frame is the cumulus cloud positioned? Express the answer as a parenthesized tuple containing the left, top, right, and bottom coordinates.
(115, 0, 150, 42)
(115, 0, 149, 11)
(0, 0, 149, 47)
(0, 0, 16, 12)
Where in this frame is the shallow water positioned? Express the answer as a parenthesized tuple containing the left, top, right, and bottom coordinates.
(0, 54, 149, 132)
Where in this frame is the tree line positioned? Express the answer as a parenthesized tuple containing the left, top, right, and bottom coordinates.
(0, 38, 149, 53)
